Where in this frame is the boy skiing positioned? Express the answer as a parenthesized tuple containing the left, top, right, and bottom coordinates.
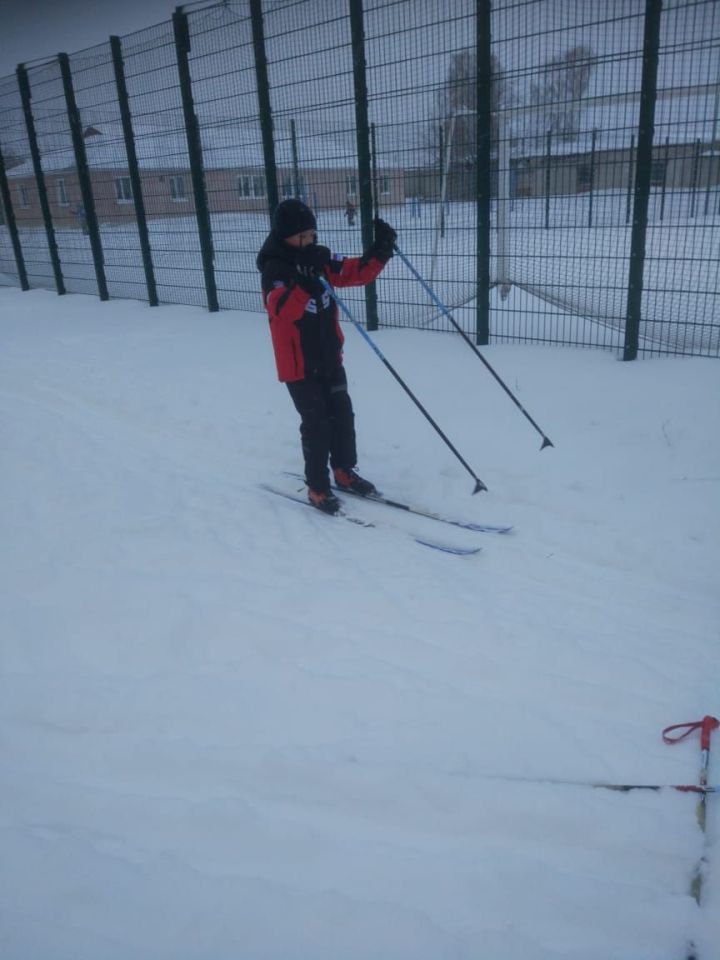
(257, 198, 396, 514)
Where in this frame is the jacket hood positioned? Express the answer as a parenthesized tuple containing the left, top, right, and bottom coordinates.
(256, 230, 296, 273)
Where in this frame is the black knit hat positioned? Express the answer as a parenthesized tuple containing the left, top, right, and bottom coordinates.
(271, 199, 317, 240)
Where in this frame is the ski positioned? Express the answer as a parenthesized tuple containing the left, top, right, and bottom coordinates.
(283, 472, 512, 534)
(260, 484, 481, 556)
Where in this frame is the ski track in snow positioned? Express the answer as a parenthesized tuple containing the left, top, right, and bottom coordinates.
(0, 287, 719, 960)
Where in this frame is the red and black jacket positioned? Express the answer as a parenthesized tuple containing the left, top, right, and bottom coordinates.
(257, 231, 387, 383)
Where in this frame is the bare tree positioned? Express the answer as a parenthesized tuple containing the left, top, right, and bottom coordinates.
(529, 46, 594, 141)
(427, 50, 508, 178)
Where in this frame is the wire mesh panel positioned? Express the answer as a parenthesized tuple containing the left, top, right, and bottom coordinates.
(21, 59, 102, 295)
(120, 20, 206, 307)
(0, 74, 54, 288)
(262, 0, 372, 315)
(490, 0, 647, 350)
(364, 0, 477, 332)
(65, 43, 151, 301)
(185, 3, 268, 312)
(644, 0, 720, 356)
(0, 0, 718, 358)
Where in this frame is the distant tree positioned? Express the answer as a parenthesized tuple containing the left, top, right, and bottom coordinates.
(528, 46, 594, 141)
(0, 147, 26, 171)
(427, 49, 509, 176)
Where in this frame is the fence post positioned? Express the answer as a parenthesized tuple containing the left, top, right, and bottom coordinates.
(0, 142, 30, 290)
(689, 138, 700, 218)
(290, 119, 300, 198)
(588, 128, 597, 228)
(16, 63, 65, 296)
(110, 35, 158, 307)
(370, 121, 379, 218)
(703, 143, 713, 216)
(172, 7, 219, 312)
(626, 134, 635, 225)
(348, 0, 379, 332)
(544, 130, 552, 229)
(438, 122, 445, 238)
(659, 137, 669, 221)
(58, 52, 109, 301)
(623, 0, 662, 362)
(249, 0, 279, 218)
(476, 0, 492, 345)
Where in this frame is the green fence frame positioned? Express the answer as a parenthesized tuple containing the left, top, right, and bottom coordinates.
(0, 0, 717, 359)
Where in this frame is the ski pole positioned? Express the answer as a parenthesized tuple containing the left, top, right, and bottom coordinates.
(663, 716, 719, 828)
(319, 277, 487, 494)
(393, 244, 555, 451)
(448, 772, 719, 793)
(663, 715, 719, 906)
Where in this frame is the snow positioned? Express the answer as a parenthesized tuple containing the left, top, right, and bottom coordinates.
(1, 284, 719, 959)
(3, 194, 718, 356)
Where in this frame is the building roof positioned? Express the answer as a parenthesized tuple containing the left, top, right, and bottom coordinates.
(512, 89, 718, 158)
(6, 119, 402, 177)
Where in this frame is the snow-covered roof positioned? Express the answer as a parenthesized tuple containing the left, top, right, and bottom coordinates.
(6, 120, 398, 177)
(513, 91, 718, 158)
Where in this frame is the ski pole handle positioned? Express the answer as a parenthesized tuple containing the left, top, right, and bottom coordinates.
(701, 715, 720, 750)
(662, 716, 719, 747)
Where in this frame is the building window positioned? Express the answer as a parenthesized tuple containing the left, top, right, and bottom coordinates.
(346, 176, 357, 198)
(279, 177, 307, 200)
(238, 175, 266, 199)
(577, 163, 592, 191)
(115, 177, 133, 202)
(169, 175, 186, 201)
(56, 178, 69, 207)
(650, 159, 667, 187)
(18, 185, 31, 208)
(379, 176, 390, 196)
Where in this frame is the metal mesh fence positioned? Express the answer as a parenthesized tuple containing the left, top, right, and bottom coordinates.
(121, 20, 207, 307)
(263, 1, 363, 312)
(0, 69, 58, 291)
(489, 0, 719, 357)
(647, 0, 720, 356)
(489, 0, 647, 351)
(186, 4, 264, 311)
(365, 0, 478, 331)
(67, 42, 147, 300)
(0, 0, 717, 358)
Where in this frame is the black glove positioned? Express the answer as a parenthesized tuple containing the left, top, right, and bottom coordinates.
(294, 244, 331, 282)
(365, 217, 397, 263)
(374, 218, 397, 249)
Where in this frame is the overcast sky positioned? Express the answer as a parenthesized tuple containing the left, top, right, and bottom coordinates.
(0, 0, 185, 77)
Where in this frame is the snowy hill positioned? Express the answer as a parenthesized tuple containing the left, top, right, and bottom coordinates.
(1, 285, 719, 959)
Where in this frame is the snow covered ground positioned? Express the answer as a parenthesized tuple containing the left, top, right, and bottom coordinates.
(2, 189, 718, 356)
(1, 284, 719, 959)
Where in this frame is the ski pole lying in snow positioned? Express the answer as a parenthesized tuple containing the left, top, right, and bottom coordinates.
(449, 772, 719, 793)
(663, 715, 719, 906)
(320, 277, 487, 494)
(393, 245, 555, 451)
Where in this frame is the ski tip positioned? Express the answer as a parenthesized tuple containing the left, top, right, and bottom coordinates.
(415, 537, 481, 556)
(472, 479, 488, 495)
(540, 437, 554, 450)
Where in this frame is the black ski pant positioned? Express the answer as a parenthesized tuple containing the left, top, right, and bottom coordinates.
(286, 366, 357, 494)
